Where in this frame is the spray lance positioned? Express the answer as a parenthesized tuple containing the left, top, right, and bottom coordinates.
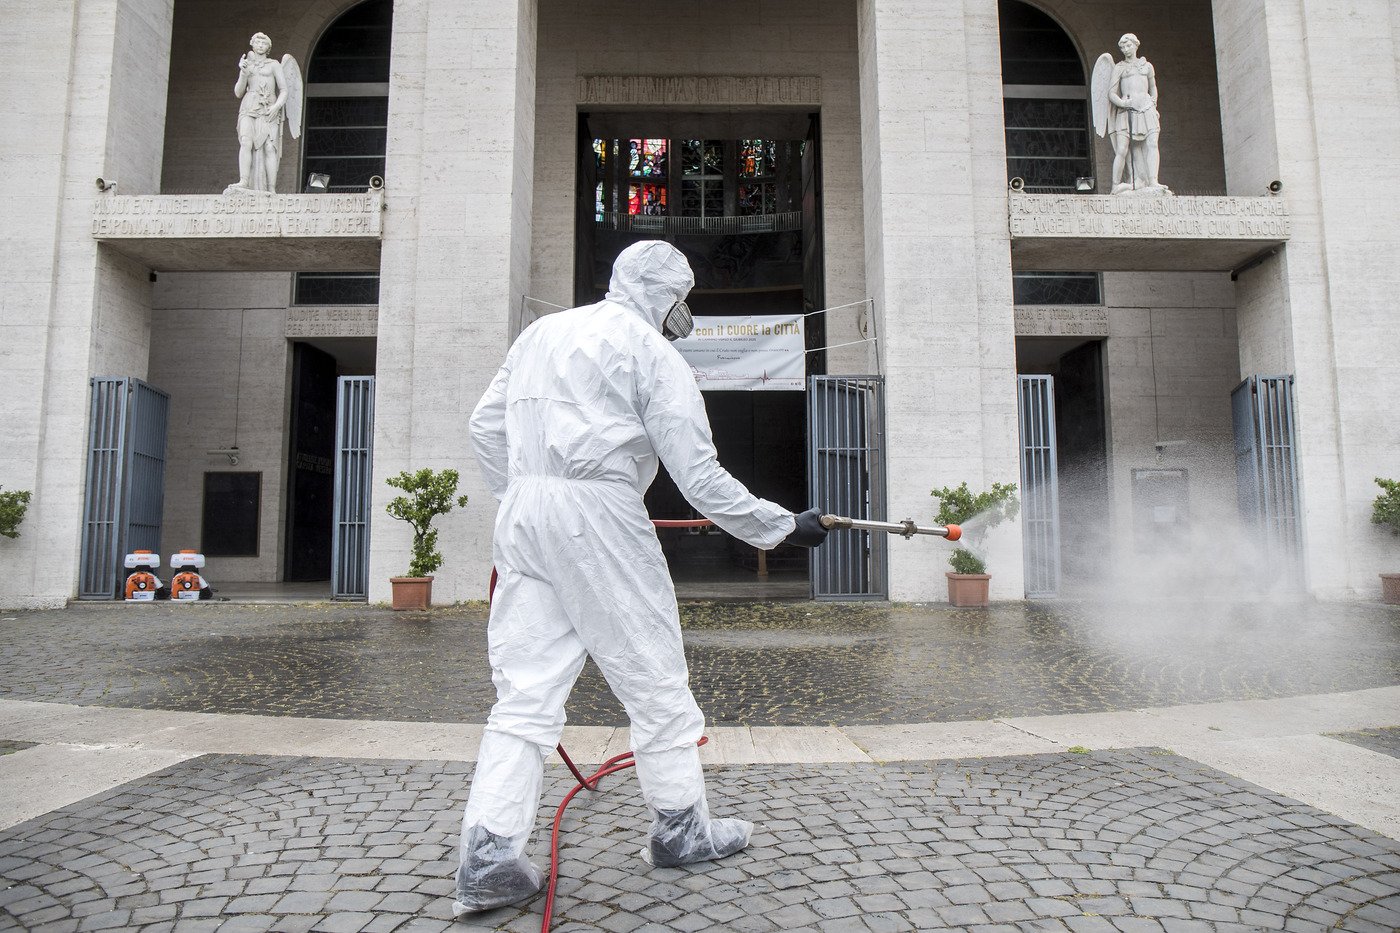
(820, 514, 961, 541)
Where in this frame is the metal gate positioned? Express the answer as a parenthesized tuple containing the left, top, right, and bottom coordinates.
(808, 375, 887, 599)
(1018, 375, 1061, 597)
(79, 378, 170, 598)
(332, 376, 375, 599)
(1231, 375, 1304, 588)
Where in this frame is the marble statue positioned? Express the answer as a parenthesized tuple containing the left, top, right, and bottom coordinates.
(1091, 34, 1170, 196)
(225, 33, 302, 195)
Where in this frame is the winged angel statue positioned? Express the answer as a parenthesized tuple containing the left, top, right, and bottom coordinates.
(226, 32, 302, 195)
(1091, 34, 1170, 196)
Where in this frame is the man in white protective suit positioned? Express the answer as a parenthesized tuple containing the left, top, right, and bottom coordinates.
(456, 240, 829, 914)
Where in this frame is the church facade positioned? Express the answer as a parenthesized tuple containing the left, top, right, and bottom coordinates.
(2, 0, 1397, 608)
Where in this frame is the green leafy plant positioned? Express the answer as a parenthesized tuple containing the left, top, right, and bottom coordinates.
(1373, 477, 1400, 536)
(385, 468, 468, 577)
(0, 487, 32, 539)
(930, 481, 1019, 575)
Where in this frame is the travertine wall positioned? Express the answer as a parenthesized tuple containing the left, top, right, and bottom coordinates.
(149, 273, 293, 581)
(529, 0, 869, 371)
(1100, 271, 1241, 591)
(859, 0, 1023, 601)
(365, 0, 539, 603)
(1213, 0, 1400, 598)
(0, 0, 173, 608)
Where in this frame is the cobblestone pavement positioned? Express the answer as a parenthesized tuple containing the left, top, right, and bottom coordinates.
(3, 749, 1399, 933)
(0, 599, 1397, 726)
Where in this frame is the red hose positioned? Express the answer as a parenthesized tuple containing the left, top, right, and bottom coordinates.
(541, 738, 709, 932)
(485, 529, 713, 932)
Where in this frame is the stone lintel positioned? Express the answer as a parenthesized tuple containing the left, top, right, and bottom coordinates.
(285, 306, 378, 339)
(91, 192, 383, 272)
(577, 75, 821, 106)
(1008, 194, 1289, 272)
(1013, 305, 1109, 338)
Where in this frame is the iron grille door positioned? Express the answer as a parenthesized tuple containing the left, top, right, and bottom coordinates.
(79, 378, 170, 599)
(332, 375, 375, 600)
(1231, 375, 1304, 589)
(808, 375, 887, 599)
(1018, 375, 1061, 597)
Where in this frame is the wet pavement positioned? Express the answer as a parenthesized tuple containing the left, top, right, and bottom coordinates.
(0, 599, 1397, 726)
(0, 596, 1398, 932)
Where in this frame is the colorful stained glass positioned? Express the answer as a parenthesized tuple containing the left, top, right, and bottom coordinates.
(629, 183, 667, 215)
(628, 139, 668, 179)
(739, 139, 776, 179)
(739, 182, 776, 215)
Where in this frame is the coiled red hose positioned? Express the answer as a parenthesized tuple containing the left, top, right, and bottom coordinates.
(486, 518, 716, 932)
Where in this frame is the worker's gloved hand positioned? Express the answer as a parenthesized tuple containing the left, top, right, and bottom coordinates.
(783, 508, 829, 548)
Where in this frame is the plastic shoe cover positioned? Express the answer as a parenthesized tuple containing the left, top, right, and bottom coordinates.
(452, 824, 545, 915)
(642, 804, 754, 868)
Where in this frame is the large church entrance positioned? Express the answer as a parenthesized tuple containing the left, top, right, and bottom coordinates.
(576, 114, 824, 596)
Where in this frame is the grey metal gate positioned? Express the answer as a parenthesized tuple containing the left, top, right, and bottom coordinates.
(332, 375, 375, 599)
(80, 378, 170, 598)
(808, 375, 887, 599)
(1231, 374, 1304, 588)
(1018, 375, 1061, 597)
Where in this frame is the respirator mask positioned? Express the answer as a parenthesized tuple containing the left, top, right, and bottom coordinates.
(662, 300, 694, 342)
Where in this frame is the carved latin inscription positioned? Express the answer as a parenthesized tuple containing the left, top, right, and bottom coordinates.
(1009, 195, 1289, 239)
(1014, 306, 1110, 338)
(578, 75, 821, 106)
(92, 193, 383, 238)
(286, 306, 378, 338)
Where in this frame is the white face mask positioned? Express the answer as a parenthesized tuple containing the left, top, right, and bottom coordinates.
(662, 300, 694, 341)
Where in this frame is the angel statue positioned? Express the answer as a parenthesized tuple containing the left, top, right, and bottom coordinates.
(225, 32, 302, 195)
(1091, 33, 1170, 196)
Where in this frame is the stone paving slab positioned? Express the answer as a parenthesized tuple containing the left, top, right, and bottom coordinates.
(3, 750, 1400, 932)
(1, 600, 1397, 726)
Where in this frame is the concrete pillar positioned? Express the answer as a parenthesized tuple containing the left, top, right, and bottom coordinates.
(857, 0, 1022, 602)
(1214, 0, 1400, 598)
(369, 0, 537, 603)
(0, 0, 172, 608)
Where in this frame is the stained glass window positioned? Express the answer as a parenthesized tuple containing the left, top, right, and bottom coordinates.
(1004, 98, 1091, 190)
(629, 184, 667, 215)
(296, 0, 392, 305)
(679, 139, 724, 218)
(738, 140, 777, 179)
(1012, 272, 1101, 305)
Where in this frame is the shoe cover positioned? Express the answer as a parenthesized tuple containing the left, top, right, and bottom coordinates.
(452, 824, 545, 915)
(642, 802, 754, 868)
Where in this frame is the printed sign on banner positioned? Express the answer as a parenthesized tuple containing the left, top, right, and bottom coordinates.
(672, 314, 805, 391)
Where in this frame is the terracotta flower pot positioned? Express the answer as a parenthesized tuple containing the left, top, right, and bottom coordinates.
(390, 575, 433, 611)
(1381, 573, 1400, 606)
(946, 572, 991, 607)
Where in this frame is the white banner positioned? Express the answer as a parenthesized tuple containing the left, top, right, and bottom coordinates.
(672, 314, 806, 391)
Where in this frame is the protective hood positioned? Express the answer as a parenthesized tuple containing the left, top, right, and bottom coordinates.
(604, 241, 695, 334)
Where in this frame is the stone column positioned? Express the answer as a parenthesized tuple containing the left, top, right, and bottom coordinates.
(0, 0, 172, 608)
(368, 0, 537, 603)
(1213, 0, 1400, 598)
(857, 0, 1022, 601)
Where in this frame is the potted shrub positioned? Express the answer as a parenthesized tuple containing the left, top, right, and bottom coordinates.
(930, 481, 1019, 607)
(1373, 477, 1400, 605)
(0, 486, 31, 539)
(385, 468, 468, 610)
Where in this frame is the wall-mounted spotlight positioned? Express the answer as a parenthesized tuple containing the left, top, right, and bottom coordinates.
(1268, 179, 1283, 194)
(96, 177, 117, 192)
(304, 173, 331, 193)
(1008, 177, 1026, 192)
(1075, 176, 1095, 192)
(368, 175, 384, 191)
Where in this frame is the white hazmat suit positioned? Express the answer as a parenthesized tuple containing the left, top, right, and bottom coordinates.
(456, 241, 803, 914)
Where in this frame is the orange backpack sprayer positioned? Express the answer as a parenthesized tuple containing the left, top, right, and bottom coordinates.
(123, 551, 166, 601)
(169, 550, 212, 600)
(492, 514, 959, 932)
